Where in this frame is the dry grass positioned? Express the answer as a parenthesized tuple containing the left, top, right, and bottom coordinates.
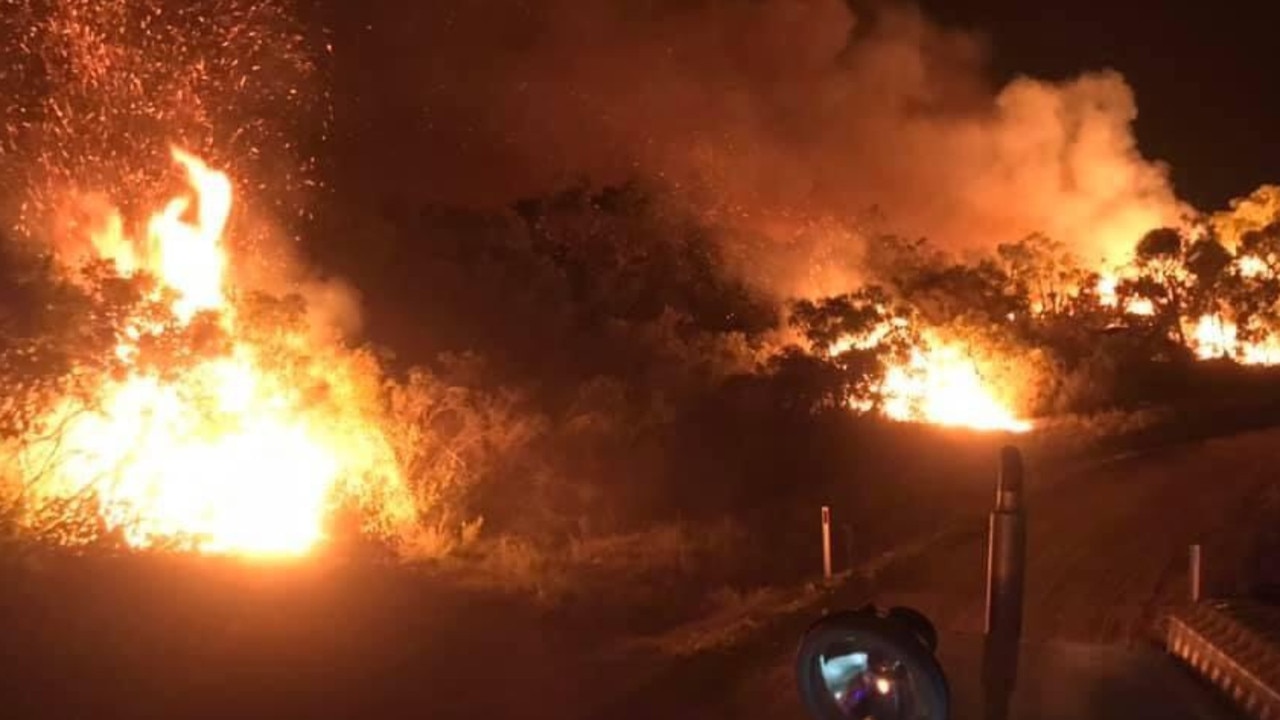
(431, 520, 747, 611)
(633, 582, 828, 657)
(1023, 408, 1168, 461)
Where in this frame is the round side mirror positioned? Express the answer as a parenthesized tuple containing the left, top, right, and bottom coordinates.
(795, 604, 949, 720)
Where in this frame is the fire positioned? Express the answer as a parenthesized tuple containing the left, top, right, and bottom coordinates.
(13, 148, 415, 557)
(147, 150, 232, 320)
(828, 331, 1031, 434)
(1190, 315, 1236, 360)
(1096, 273, 1154, 316)
(879, 342, 1032, 433)
(1238, 255, 1269, 279)
(1189, 314, 1280, 366)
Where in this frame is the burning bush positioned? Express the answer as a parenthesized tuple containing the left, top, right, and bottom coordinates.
(0, 150, 497, 559)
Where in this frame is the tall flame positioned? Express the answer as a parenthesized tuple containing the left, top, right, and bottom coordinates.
(16, 148, 415, 557)
(148, 150, 232, 320)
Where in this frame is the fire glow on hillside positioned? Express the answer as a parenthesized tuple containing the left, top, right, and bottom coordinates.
(815, 214, 1280, 436)
(1098, 248, 1280, 365)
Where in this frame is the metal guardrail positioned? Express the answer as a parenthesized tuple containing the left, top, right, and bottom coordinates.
(1166, 601, 1280, 720)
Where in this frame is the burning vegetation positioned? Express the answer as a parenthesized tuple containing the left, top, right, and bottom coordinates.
(5, 139, 1280, 562)
(785, 210, 1280, 435)
(5, 148, 417, 556)
(1, 0, 1280, 569)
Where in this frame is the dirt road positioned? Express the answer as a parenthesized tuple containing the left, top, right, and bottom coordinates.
(871, 429, 1276, 643)
(615, 428, 1280, 719)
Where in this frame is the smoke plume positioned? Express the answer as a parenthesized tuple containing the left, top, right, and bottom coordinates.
(334, 0, 1189, 296)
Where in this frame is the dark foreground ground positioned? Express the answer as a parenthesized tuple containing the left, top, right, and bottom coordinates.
(0, 426, 1276, 719)
(615, 428, 1280, 719)
(0, 557, 608, 719)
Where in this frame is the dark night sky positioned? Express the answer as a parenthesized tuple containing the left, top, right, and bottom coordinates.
(918, 1, 1276, 209)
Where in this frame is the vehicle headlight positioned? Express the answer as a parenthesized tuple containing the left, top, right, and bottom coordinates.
(796, 604, 949, 720)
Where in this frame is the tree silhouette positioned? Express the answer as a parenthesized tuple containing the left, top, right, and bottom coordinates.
(1123, 227, 1192, 348)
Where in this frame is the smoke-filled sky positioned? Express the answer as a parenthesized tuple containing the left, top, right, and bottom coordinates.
(313, 0, 1274, 297)
(2, 0, 1273, 302)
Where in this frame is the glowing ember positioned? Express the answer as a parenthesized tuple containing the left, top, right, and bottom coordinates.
(14, 148, 415, 557)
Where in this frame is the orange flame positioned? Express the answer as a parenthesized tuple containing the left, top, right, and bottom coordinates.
(1096, 273, 1154, 316)
(16, 148, 415, 557)
(829, 330, 1031, 434)
(1189, 314, 1280, 366)
(879, 341, 1032, 433)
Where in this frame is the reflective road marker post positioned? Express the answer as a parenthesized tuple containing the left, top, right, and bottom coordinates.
(821, 505, 832, 582)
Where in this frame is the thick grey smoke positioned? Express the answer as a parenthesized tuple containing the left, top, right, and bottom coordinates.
(340, 0, 1188, 296)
